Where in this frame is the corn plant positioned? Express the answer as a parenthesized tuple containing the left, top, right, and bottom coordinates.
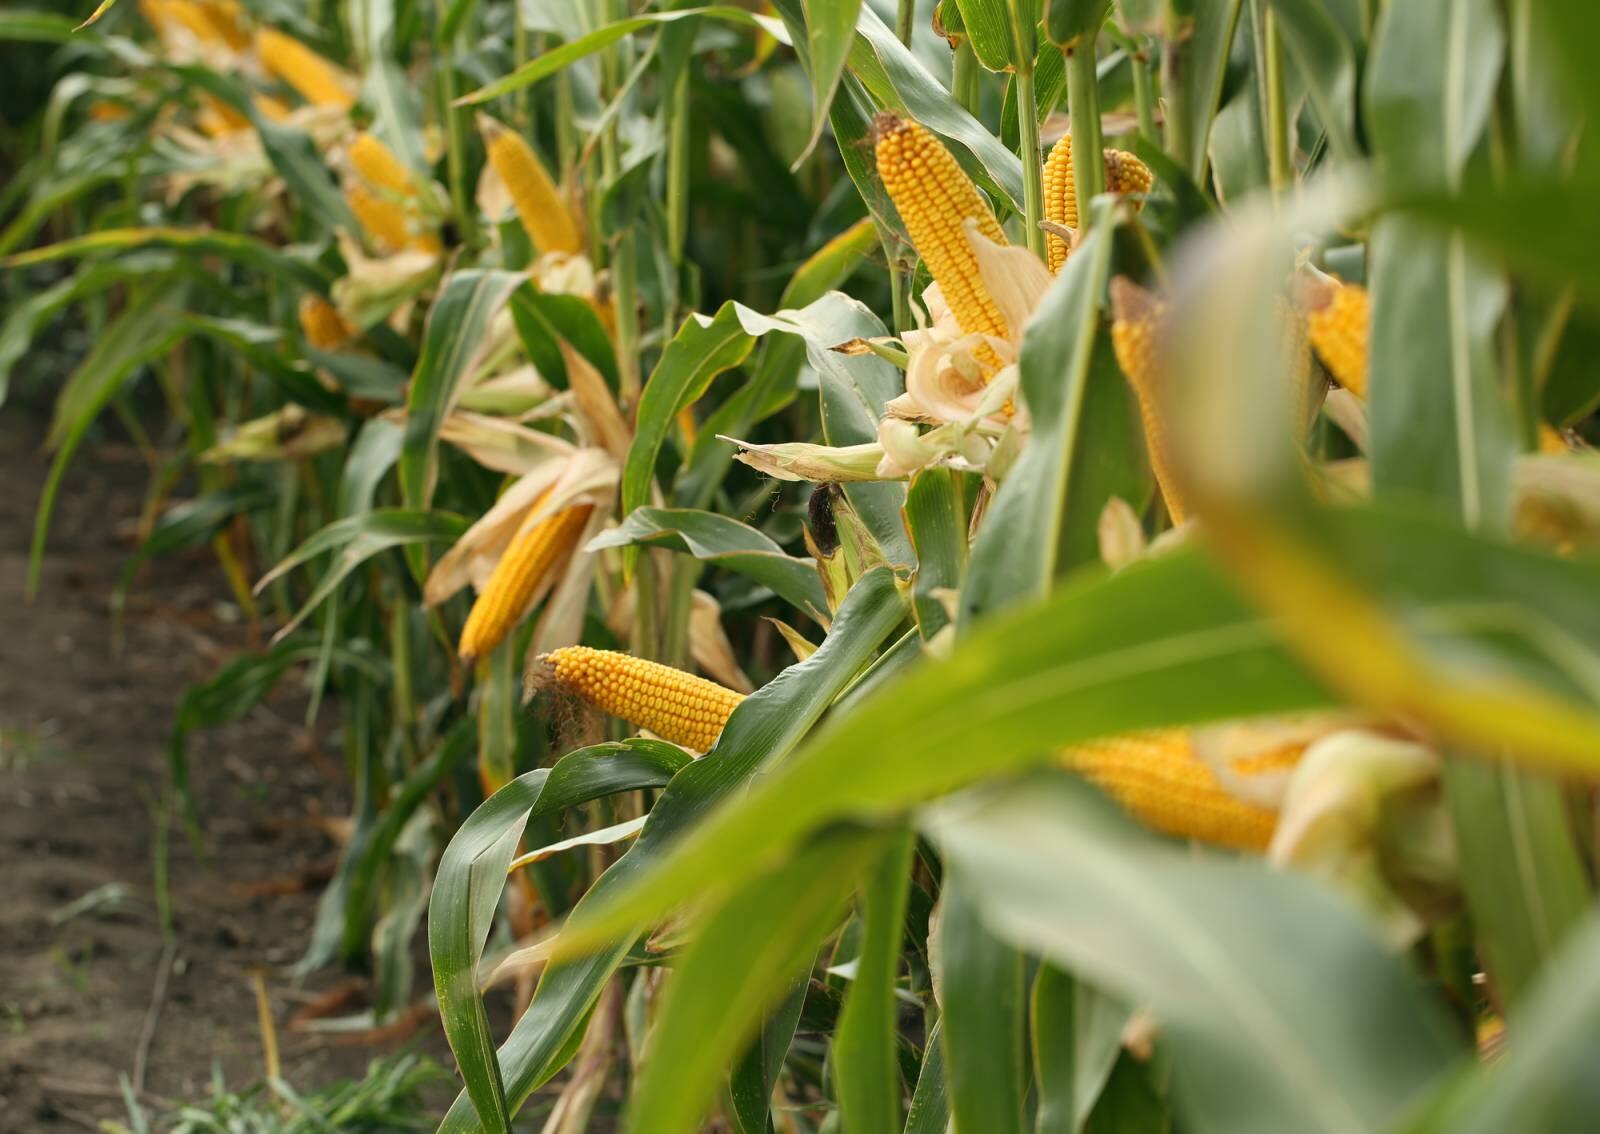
(8, 0, 1600, 1131)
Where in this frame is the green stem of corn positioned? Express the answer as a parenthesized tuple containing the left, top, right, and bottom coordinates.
(1160, 1, 1191, 173)
(1131, 42, 1158, 145)
(438, 45, 476, 250)
(666, 65, 691, 272)
(1261, 5, 1291, 195)
(953, 41, 980, 115)
(1066, 38, 1104, 232)
(896, 0, 915, 45)
(1015, 61, 1046, 257)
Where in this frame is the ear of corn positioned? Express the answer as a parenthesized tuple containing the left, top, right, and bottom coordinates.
(873, 114, 1009, 372)
(196, 92, 250, 138)
(1061, 730, 1283, 851)
(542, 646, 746, 752)
(1303, 277, 1370, 400)
(459, 499, 594, 665)
(255, 27, 355, 110)
(1109, 277, 1191, 524)
(254, 93, 292, 122)
(298, 295, 352, 351)
(345, 182, 412, 252)
(349, 132, 414, 198)
(1042, 135, 1154, 273)
(480, 116, 583, 255)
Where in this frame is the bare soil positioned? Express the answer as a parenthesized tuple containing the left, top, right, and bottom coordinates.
(0, 415, 452, 1131)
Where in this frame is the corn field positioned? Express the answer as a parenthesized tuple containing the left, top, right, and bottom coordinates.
(5, 0, 1600, 1130)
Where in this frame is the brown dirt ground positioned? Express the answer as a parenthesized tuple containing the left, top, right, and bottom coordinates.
(0, 415, 455, 1131)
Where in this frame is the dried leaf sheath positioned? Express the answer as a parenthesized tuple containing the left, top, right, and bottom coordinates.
(1062, 730, 1284, 851)
(873, 114, 1008, 373)
(540, 647, 745, 752)
(458, 500, 593, 665)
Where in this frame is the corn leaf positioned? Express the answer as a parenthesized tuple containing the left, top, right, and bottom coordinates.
(587, 507, 830, 622)
(940, 874, 1029, 1134)
(926, 772, 1464, 1133)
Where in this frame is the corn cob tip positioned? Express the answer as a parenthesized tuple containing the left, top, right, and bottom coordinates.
(1295, 274, 1338, 314)
(870, 111, 907, 144)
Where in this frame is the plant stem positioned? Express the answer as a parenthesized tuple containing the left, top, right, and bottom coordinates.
(1130, 42, 1158, 144)
(1015, 62, 1046, 256)
(953, 40, 980, 114)
(896, 0, 915, 46)
(1160, 1, 1191, 173)
(1066, 38, 1104, 232)
(1262, 5, 1291, 195)
(666, 67, 691, 269)
(438, 42, 476, 250)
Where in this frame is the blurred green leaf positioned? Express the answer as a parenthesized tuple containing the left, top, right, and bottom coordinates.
(589, 507, 830, 621)
(941, 875, 1028, 1134)
(1048, 0, 1112, 48)
(927, 772, 1464, 1133)
(1262, 0, 1359, 161)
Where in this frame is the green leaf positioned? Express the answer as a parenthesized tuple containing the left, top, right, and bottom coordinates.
(962, 201, 1118, 621)
(456, 7, 789, 105)
(4, 227, 328, 290)
(588, 507, 830, 621)
(851, 7, 1026, 211)
(429, 740, 694, 1134)
(435, 570, 910, 1133)
(1405, 913, 1600, 1134)
(926, 773, 1464, 1133)
(1262, 0, 1359, 162)
(398, 269, 526, 520)
(904, 469, 967, 639)
(834, 829, 916, 1134)
(550, 548, 1332, 956)
(624, 829, 886, 1134)
(1048, 0, 1113, 48)
(940, 875, 1028, 1134)
(797, 0, 863, 164)
(623, 302, 757, 523)
(256, 510, 469, 640)
(509, 285, 620, 392)
(1165, 0, 1244, 177)
(903, 1019, 951, 1134)
(30, 281, 188, 596)
(955, 0, 1020, 70)
(1031, 964, 1076, 1134)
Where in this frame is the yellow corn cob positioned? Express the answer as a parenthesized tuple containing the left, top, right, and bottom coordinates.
(349, 132, 414, 197)
(297, 295, 352, 351)
(542, 646, 746, 752)
(1061, 730, 1283, 851)
(1109, 277, 1192, 524)
(144, 0, 244, 47)
(1303, 277, 1369, 400)
(254, 93, 292, 122)
(255, 27, 355, 110)
(459, 499, 594, 665)
(874, 114, 1009, 373)
(1042, 135, 1154, 273)
(480, 116, 583, 255)
(345, 182, 413, 252)
(196, 92, 251, 138)
(88, 100, 132, 123)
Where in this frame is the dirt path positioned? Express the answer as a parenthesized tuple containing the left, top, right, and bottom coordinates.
(0, 417, 448, 1130)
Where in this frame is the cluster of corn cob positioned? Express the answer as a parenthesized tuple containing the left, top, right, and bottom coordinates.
(457, 494, 595, 665)
(540, 647, 746, 753)
(140, 0, 248, 51)
(1042, 134, 1154, 272)
(1061, 730, 1293, 851)
(1108, 277, 1194, 524)
(1301, 275, 1370, 399)
(480, 116, 584, 256)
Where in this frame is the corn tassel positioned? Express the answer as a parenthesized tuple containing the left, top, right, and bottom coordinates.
(541, 646, 745, 752)
(480, 116, 583, 255)
(1042, 135, 1154, 273)
(255, 27, 355, 110)
(873, 114, 1009, 373)
(297, 295, 352, 351)
(1061, 730, 1285, 851)
(1109, 277, 1192, 524)
(1303, 277, 1369, 400)
(458, 500, 594, 665)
